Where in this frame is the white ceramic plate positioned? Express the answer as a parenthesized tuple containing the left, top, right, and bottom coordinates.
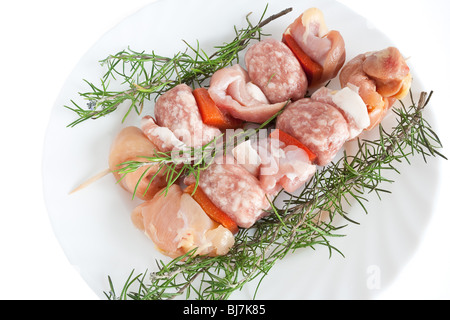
(42, 0, 441, 299)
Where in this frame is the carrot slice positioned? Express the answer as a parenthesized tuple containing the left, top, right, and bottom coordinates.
(184, 183, 239, 234)
(193, 87, 243, 130)
(282, 30, 323, 87)
(270, 129, 317, 163)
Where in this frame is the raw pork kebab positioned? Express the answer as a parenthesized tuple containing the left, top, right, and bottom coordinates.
(108, 8, 412, 258)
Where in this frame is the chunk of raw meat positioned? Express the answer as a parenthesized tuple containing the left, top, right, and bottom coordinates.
(208, 64, 286, 123)
(311, 86, 370, 139)
(276, 99, 349, 166)
(108, 126, 168, 200)
(141, 115, 186, 152)
(195, 155, 270, 228)
(339, 47, 412, 129)
(131, 184, 235, 258)
(154, 83, 221, 147)
(284, 7, 346, 86)
(245, 38, 307, 103)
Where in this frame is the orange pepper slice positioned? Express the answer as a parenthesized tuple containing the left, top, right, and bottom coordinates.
(270, 129, 317, 163)
(184, 183, 239, 234)
(193, 88, 243, 130)
(282, 30, 323, 87)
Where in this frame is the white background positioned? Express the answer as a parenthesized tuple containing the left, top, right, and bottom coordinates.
(1, 0, 449, 300)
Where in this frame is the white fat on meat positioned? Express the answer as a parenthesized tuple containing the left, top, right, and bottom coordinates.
(257, 139, 316, 194)
(231, 137, 316, 195)
(331, 87, 370, 135)
(208, 64, 286, 123)
(311, 86, 370, 139)
(292, 8, 331, 66)
(277, 145, 316, 192)
(231, 139, 262, 176)
(245, 82, 270, 103)
(141, 115, 187, 152)
(131, 184, 235, 258)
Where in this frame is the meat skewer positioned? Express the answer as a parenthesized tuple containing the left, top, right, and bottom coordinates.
(106, 7, 412, 259)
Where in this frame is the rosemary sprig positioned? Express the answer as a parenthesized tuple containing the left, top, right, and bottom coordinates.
(104, 91, 446, 300)
(64, 6, 293, 127)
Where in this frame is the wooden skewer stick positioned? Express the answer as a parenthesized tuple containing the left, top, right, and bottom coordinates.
(69, 168, 112, 195)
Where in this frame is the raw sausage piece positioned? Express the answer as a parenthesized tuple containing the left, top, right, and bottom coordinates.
(131, 184, 235, 258)
(276, 99, 349, 166)
(197, 156, 270, 229)
(108, 126, 168, 200)
(245, 38, 308, 103)
(311, 86, 370, 140)
(154, 83, 221, 147)
(208, 64, 286, 123)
